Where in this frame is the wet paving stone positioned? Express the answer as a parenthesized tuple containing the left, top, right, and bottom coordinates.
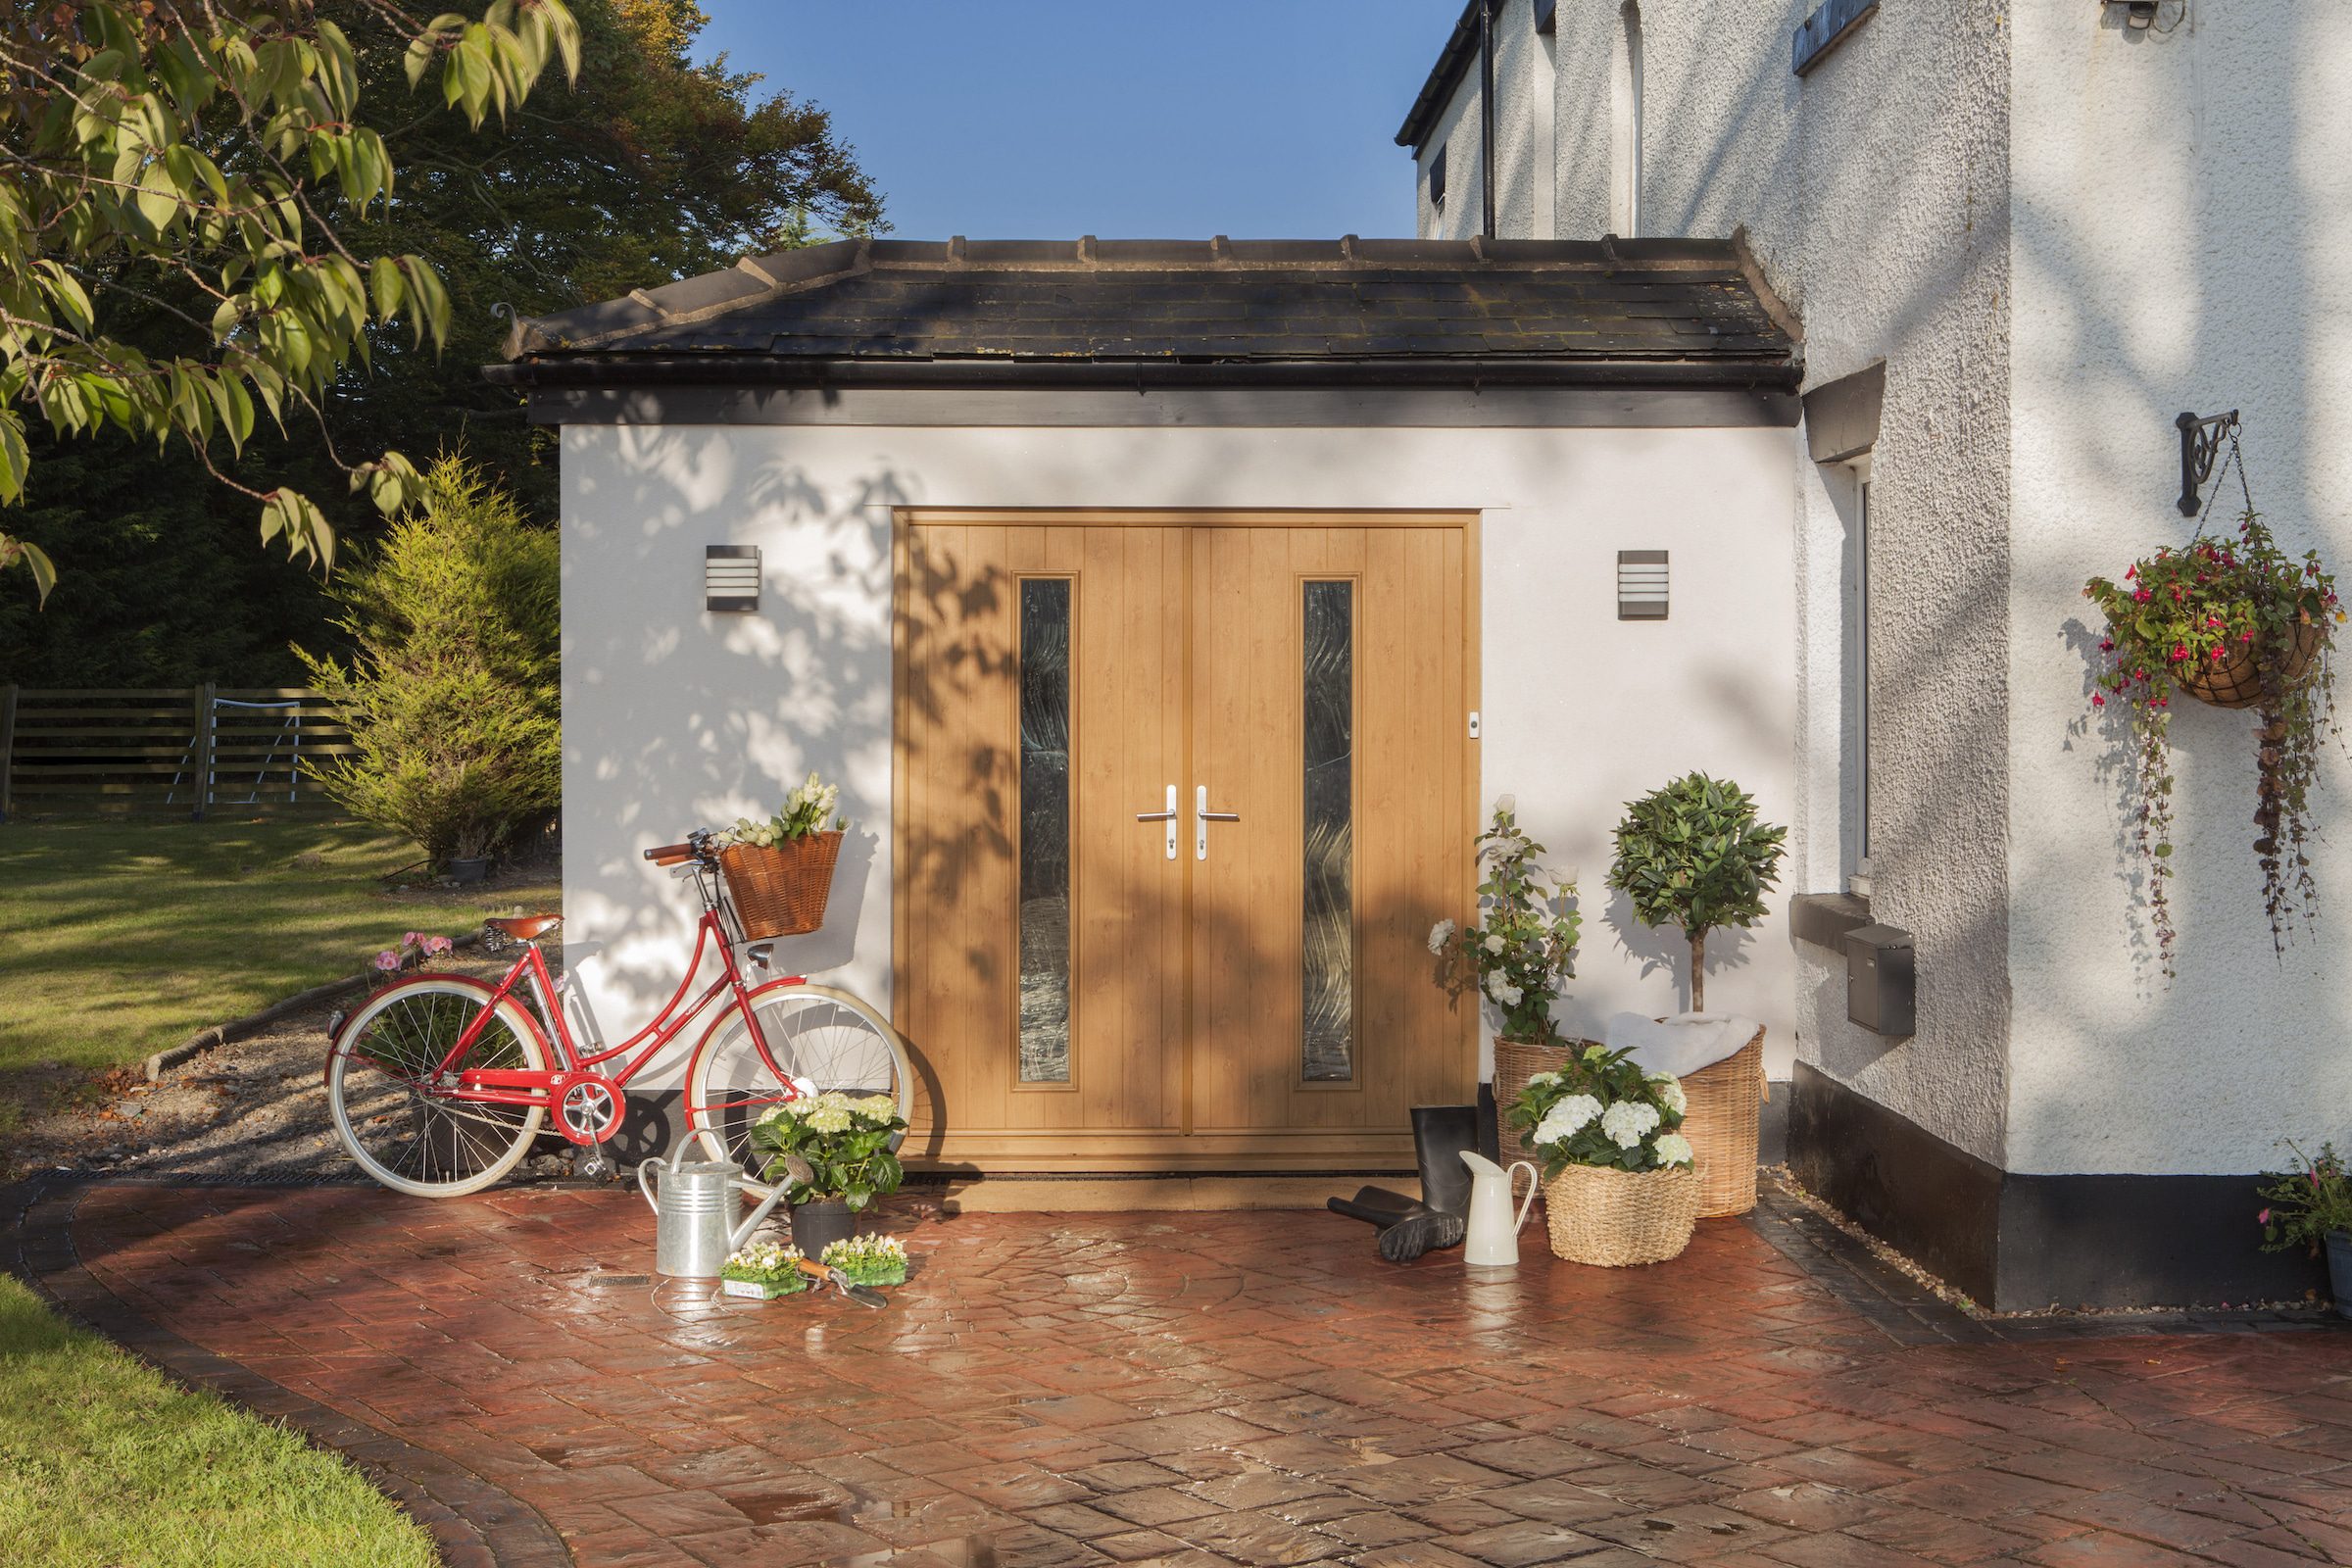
(19, 1180, 2352, 1568)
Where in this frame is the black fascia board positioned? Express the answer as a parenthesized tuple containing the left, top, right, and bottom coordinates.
(484, 355, 1801, 395)
(1396, 0, 1483, 152)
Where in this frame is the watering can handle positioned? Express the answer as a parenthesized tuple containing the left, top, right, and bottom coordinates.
(635, 1155, 666, 1214)
(1508, 1161, 1540, 1231)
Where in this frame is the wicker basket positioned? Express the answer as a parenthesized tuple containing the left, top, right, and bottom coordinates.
(1493, 1038, 1574, 1156)
(1682, 1028, 1767, 1219)
(718, 831, 843, 941)
(1542, 1161, 1702, 1266)
(2179, 622, 2323, 710)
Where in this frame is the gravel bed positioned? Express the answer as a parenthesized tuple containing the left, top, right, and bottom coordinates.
(14, 955, 577, 1186)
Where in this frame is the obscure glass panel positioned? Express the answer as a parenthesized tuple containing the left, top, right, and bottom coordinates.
(1302, 580, 1354, 1083)
(1018, 578, 1072, 1084)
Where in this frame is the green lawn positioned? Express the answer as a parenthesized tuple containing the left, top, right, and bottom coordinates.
(0, 1273, 437, 1567)
(0, 818, 559, 1084)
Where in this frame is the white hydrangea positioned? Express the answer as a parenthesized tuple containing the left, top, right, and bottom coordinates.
(1653, 1132, 1694, 1168)
(1524, 1070, 1561, 1091)
(1600, 1100, 1661, 1150)
(1533, 1093, 1602, 1146)
(1428, 918, 1456, 955)
(1485, 972, 1523, 1007)
(1483, 932, 1505, 955)
(1646, 1072, 1687, 1116)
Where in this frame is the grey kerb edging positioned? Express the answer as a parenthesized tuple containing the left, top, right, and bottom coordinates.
(143, 929, 482, 1082)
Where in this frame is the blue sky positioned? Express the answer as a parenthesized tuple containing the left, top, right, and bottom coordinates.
(693, 3, 1451, 241)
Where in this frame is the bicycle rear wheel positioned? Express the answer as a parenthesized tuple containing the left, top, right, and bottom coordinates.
(686, 982, 913, 1183)
(327, 979, 548, 1197)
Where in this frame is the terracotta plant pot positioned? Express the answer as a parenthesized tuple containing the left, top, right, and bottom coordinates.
(790, 1198, 858, 1257)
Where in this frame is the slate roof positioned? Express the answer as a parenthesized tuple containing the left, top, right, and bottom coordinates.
(491, 236, 1799, 392)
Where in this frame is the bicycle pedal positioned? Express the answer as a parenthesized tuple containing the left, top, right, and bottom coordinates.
(572, 1147, 618, 1183)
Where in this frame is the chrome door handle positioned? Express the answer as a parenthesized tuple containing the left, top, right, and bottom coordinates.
(1137, 785, 1178, 859)
(1195, 785, 1240, 860)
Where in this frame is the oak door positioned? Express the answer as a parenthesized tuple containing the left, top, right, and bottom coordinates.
(895, 514, 1473, 1171)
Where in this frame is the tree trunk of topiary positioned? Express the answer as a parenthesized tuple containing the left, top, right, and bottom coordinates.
(1690, 930, 1707, 1012)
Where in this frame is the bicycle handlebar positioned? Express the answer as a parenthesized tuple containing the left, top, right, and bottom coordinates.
(644, 842, 696, 864)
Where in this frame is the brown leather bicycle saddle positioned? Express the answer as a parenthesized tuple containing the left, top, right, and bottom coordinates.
(485, 914, 562, 940)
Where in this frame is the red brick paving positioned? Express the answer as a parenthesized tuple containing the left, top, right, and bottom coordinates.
(42, 1183, 2352, 1567)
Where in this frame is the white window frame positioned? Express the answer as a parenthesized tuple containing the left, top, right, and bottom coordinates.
(1842, 456, 1874, 890)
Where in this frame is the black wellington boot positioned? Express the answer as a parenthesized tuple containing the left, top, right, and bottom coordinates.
(1373, 1104, 1481, 1263)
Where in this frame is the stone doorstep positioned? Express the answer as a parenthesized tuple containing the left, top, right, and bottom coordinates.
(908, 1173, 1424, 1213)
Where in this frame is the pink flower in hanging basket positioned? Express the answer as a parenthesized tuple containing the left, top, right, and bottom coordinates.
(373, 951, 402, 972)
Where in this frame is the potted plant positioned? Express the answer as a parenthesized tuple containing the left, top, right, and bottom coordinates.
(1606, 773, 1787, 1012)
(1510, 1044, 1698, 1266)
(718, 1240, 809, 1300)
(709, 769, 851, 941)
(2083, 503, 2342, 976)
(2256, 1143, 2352, 1318)
(1430, 797, 1584, 1106)
(752, 1091, 908, 1257)
(821, 1233, 909, 1288)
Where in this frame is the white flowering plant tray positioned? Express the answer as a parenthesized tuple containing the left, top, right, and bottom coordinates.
(720, 1276, 800, 1299)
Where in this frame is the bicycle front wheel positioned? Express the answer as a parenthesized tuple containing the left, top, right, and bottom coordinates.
(327, 978, 549, 1197)
(686, 982, 913, 1181)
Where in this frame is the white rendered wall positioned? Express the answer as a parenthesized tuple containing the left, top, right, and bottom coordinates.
(560, 417, 1800, 1091)
(2007, 5, 2352, 1175)
(1448, 0, 2016, 1159)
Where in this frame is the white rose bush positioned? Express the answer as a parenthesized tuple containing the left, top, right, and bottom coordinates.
(1429, 799, 1583, 1044)
(1508, 1044, 1694, 1179)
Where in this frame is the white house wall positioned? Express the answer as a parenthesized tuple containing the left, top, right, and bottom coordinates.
(560, 417, 1800, 1092)
(1446, 1, 2015, 1162)
(2007, 5, 2352, 1176)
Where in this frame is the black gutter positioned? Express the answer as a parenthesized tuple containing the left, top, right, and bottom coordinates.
(1396, 0, 1481, 153)
(485, 356, 1802, 394)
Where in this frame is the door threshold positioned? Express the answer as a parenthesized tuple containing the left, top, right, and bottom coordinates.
(901, 1170, 1420, 1213)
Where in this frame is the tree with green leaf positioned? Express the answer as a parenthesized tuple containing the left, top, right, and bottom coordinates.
(296, 453, 557, 865)
(1606, 772, 1788, 1012)
(0, 1, 882, 684)
(0, 0, 583, 605)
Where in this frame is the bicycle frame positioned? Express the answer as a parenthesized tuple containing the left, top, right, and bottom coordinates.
(350, 860, 807, 1132)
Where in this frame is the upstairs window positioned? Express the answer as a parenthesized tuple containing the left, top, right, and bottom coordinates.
(1429, 140, 1448, 211)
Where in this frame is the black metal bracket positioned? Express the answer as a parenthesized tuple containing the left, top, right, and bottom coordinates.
(2176, 409, 2239, 517)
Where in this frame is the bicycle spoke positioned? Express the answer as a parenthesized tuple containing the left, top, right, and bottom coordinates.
(330, 982, 545, 1195)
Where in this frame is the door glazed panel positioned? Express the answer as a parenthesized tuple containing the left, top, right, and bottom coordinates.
(896, 514, 1473, 1171)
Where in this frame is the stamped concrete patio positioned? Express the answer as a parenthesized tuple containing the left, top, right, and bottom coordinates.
(13, 1179, 2352, 1568)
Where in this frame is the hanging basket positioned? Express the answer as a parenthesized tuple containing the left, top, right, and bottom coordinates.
(1542, 1161, 1702, 1267)
(718, 831, 843, 941)
(1494, 1039, 1574, 1154)
(1682, 1029, 1767, 1219)
(2178, 622, 2324, 710)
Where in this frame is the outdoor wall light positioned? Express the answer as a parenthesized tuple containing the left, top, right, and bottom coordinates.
(705, 544, 760, 612)
(2101, 0, 2158, 28)
(1617, 550, 1669, 620)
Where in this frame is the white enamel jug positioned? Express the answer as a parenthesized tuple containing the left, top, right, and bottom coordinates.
(1459, 1150, 1540, 1266)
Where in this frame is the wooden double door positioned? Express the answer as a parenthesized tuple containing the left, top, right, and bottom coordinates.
(894, 512, 1476, 1171)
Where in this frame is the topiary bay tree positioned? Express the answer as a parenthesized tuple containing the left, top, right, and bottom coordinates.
(1606, 773, 1788, 1012)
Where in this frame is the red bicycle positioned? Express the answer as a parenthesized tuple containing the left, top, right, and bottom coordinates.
(325, 830, 912, 1198)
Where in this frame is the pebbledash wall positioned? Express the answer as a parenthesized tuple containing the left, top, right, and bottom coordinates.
(557, 403, 1803, 1123)
(1415, 1, 2349, 1305)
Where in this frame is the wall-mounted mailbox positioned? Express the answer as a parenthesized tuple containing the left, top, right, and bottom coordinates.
(1844, 921, 1914, 1037)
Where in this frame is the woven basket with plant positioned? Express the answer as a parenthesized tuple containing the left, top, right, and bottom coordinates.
(1511, 1042, 1700, 1267)
(711, 770, 848, 941)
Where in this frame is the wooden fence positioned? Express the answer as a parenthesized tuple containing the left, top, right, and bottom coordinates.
(0, 686, 351, 820)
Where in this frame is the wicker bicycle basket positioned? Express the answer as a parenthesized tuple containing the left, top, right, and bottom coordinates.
(717, 831, 843, 941)
(2179, 622, 2323, 710)
(1542, 1161, 1702, 1267)
(1682, 1029, 1767, 1220)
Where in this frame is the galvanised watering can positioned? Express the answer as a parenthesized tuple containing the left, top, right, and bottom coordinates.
(1459, 1150, 1540, 1267)
(636, 1156, 784, 1279)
